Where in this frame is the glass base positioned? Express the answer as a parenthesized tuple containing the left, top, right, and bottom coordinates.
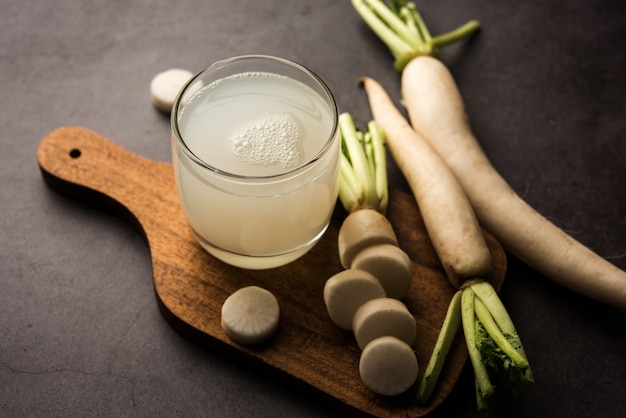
(191, 227, 328, 270)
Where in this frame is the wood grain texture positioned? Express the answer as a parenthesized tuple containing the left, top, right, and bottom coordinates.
(37, 126, 506, 417)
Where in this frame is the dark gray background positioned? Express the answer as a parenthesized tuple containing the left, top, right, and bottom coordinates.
(2, 0, 625, 417)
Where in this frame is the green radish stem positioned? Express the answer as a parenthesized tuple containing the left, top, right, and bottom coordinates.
(475, 375, 488, 410)
(461, 288, 494, 400)
(416, 290, 462, 403)
(351, 0, 479, 71)
(338, 113, 388, 214)
(473, 298, 528, 369)
(470, 281, 533, 384)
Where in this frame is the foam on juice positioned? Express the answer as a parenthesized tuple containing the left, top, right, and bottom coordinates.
(231, 112, 303, 169)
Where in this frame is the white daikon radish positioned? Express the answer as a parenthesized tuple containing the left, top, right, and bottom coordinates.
(221, 286, 280, 345)
(359, 335, 419, 396)
(352, 297, 416, 350)
(351, 243, 412, 299)
(324, 269, 386, 330)
(402, 55, 626, 311)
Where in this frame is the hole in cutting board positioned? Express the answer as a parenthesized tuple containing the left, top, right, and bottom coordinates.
(69, 148, 81, 159)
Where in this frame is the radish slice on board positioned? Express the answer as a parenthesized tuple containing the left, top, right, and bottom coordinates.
(221, 286, 280, 345)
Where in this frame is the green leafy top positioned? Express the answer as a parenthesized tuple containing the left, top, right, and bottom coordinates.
(338, 113, 388, 215)
(352, 0, 480, 71)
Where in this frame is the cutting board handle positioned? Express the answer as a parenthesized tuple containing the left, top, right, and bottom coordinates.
(36, 126, 177, 234)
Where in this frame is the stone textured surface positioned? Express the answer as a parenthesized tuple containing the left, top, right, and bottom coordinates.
(2, 0, 625, 417)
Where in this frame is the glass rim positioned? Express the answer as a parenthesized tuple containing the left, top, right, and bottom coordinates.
(171, 54, 339, 180)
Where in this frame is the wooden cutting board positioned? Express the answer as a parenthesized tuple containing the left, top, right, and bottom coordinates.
(37, 126, 506, 417)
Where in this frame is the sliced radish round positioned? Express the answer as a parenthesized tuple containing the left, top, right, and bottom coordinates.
(221, 286, 280, 345)
(338, 208, 398, 269)
(352, 243, 413, 299)
(352, 297, 416, 350)
(150, 68, 194, 113)
(359, 335, 419, 396)
(324, 268, 386, 330)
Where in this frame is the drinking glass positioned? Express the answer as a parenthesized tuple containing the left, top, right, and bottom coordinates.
(171, 55, 340, 269)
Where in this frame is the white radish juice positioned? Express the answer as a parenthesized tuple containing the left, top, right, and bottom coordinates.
(172, 56, 340, 269)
